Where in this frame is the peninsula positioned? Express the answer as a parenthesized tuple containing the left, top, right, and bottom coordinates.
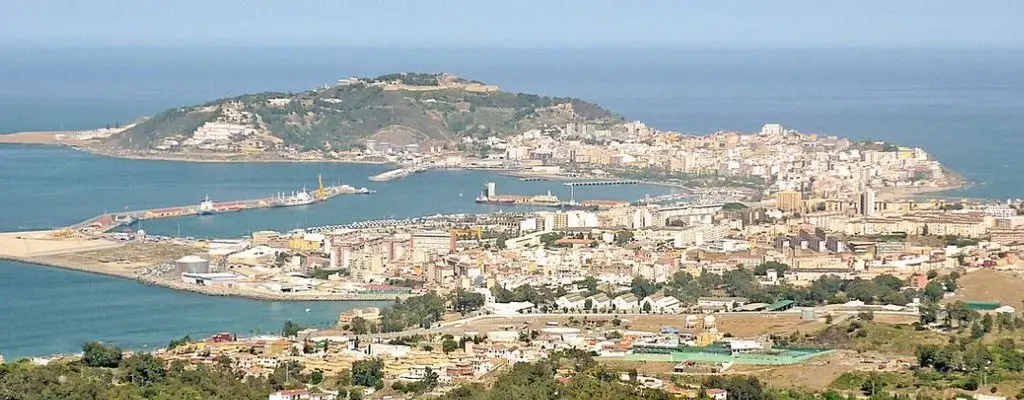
(0, 73, 976, 304)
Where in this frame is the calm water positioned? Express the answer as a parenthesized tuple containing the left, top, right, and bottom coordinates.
(0, 260, 390, 359)
(0, 145, 670, 359)
(1, 47, 1022, 358)
(0, 145, 671, 237)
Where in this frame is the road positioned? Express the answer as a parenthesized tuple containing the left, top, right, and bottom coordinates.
(349, 309, 920, 341)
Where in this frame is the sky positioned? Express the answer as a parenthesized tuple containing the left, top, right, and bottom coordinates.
(2, 0, 1023, 48)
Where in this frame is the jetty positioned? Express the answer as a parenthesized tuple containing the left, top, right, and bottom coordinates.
(563, 180, 639, 187)
(369, 166, 430, 182)
(69, 181, 373, 235)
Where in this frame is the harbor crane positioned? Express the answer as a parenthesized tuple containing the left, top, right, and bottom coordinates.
(316, 174, 327, 201)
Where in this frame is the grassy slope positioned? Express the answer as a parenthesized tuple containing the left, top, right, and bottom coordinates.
(109, 74, 620, 150)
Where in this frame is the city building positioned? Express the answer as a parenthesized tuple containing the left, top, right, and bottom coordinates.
(859, 190, 877, 217)
(775, 191, 803, 212)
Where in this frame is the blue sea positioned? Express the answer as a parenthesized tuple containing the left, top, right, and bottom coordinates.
(1, 47, 1022, 358)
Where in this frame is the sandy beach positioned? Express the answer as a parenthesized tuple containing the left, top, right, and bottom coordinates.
(0, 131, 71, 145)
(0, 231, 123, 258)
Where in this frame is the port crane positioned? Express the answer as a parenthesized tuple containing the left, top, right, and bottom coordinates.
(316, 174, 327, 201)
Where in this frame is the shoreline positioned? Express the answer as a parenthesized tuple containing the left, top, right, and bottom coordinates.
(0, 254, 406, 303)
(76, 146, 391, 165)
(0, 130, 973, 200)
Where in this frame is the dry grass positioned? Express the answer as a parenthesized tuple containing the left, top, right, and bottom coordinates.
(623, 314, 826, 338)
(744, 351, 863, 391)
(947, 268, 1024, 307)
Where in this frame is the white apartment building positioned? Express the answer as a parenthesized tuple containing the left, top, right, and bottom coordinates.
(192, 122, 251, 143)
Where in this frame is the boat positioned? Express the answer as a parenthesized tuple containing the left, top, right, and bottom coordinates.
(529, 191, 561, 206)
(475, 194, 517, 205)
(198, 196, 216, 215)
(272, 189, 316, 207)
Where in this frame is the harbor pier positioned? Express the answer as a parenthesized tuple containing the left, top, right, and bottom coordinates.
(563, 180, 639, 187)
(70, 183, 373, 235)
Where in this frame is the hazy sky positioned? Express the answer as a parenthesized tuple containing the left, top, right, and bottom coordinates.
(3, 0, 1022, 48)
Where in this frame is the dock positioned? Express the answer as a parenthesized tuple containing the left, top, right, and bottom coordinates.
(369, 166, 429, 182)
(563, 180, 639, 187)
(71, 184, 373, 234)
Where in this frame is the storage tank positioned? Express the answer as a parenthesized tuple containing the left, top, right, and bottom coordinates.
(684, 315, 698, 329)
(801, 308, 817, 321)
(176, 255, 210, 274)
(703, 315, 717, 330)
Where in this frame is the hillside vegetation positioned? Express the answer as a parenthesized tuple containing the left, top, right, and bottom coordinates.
(109, 72, 620, 150)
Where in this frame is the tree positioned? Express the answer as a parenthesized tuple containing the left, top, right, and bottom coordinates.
(121, 353, 166, 386)
(310, 369, 325, 385)
(167, 335, 192, 350)
(581, 276, 598, 293)
(642, 301, 653, 313)
(923, 281, 946, 303)
(860, 372, 887, 396)
(424, 366, 439, 391)
(442, 339, 460, 354)
(352, 358, 385, 389)
(754, 261, 789, 276)
(282, 320, 304, 337)
(379, 293, 447, 332)
(351, 316, 369, 335)
(584, 298, 594, 311)
(614, 230, 633, 245)
(919, 302, 939, 326)
(453, 289, 485, 314)
(82, 342, 123, 368)
(630, 277, 658, 298)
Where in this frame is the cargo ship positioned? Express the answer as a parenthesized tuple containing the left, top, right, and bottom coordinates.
(475, 193, 518, 204)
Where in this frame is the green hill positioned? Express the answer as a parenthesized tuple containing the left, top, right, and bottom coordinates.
(108, 72, 621, 150)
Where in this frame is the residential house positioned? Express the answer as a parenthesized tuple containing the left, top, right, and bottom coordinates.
(642, 293, 682, 313)
(706, 388, 728, 400)
(556, 294, 587, 311)
(697, 297, 749, 312)
(268, 389, 337, 400)
(587, 293, 612, 311)
(612, 294, 640, 312)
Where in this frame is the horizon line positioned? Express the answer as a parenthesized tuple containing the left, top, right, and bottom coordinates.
(2, 44, 1022, 51)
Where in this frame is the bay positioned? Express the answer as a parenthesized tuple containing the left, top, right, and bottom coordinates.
(0, 144, 671, 359)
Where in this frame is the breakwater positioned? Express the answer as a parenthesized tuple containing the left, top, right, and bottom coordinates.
(1, 252, 409, 302)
